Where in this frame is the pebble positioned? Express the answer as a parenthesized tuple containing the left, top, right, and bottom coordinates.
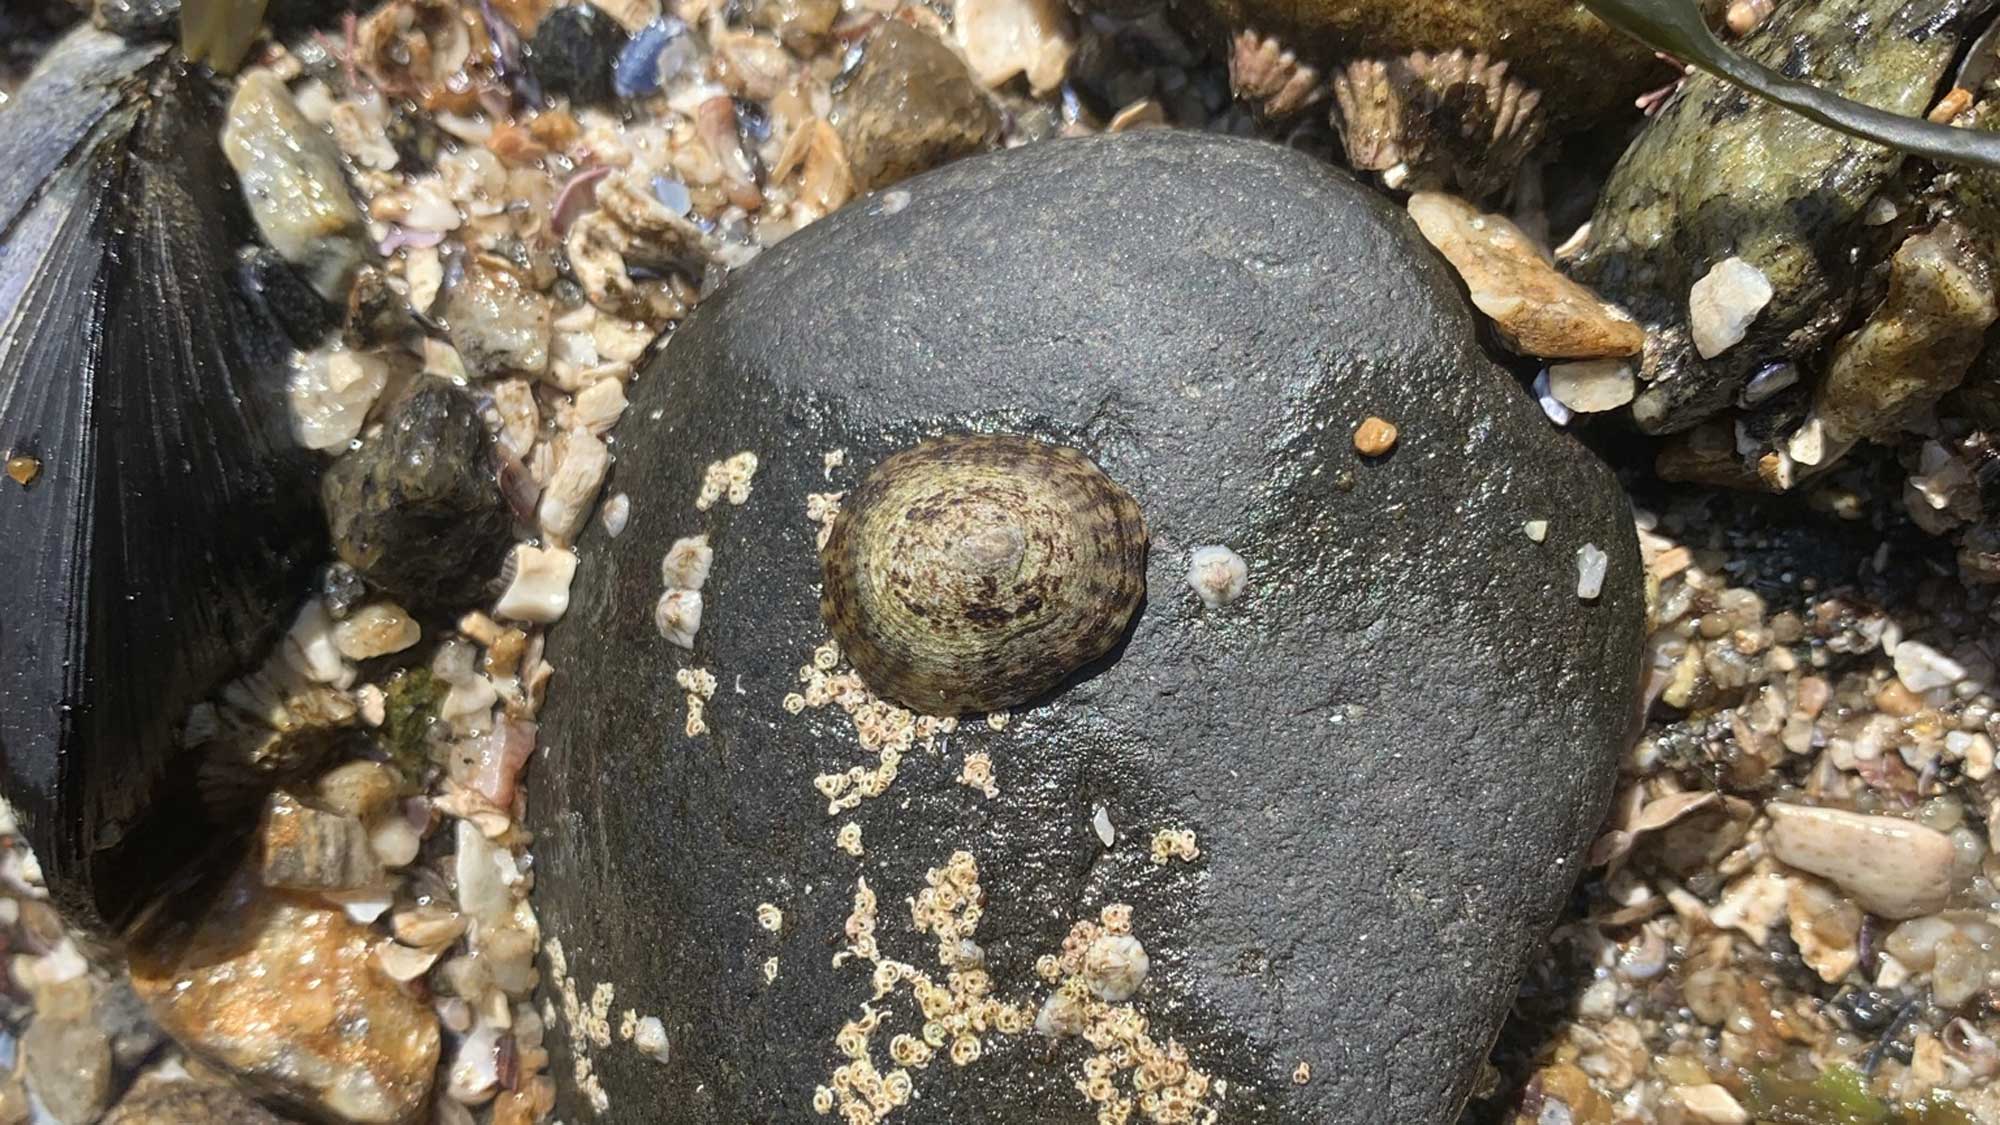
(951, 0, 1075, 94)
(322, 383, 515, 610)
(495, 544, 580, 623)
(288, 346, 389, 450)
(131, 869, 440, 1124)
(220, 70, 368, 301)
(1765, 803, 1954, 919)
(1893, 640, 1968, 693)
(333, 602, 421, 660)
(1548, 359, 1636, 413)
(1406, 192, 1644, 359)
(1353, 415, 1398, 455)
(259, 790, 383, 893)
(446, 265, 553, 378)
(1524, 519, 1549, 542)
(1185, 545, 1248, 609)
(831, 21, 1000, 191)
(1666, 1084, 1749, 1124)
(1686, 257, 1773, 359)
(529, 4, 630, 107)
(102, 1080, 288, 1125)
(1813, 220, 1999, 445)
(1576, 543, 1608, 599)
(21, 1006, 112, 1125)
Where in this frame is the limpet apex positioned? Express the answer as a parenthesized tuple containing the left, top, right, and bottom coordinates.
(819, 434, 1148, 715)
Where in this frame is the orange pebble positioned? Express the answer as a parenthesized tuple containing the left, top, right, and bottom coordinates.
(1353, 417, 1399, 457)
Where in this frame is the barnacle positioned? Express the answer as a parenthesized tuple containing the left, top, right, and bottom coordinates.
(1228, 30, 1324, 119)
(1329, 49, 1544, 199)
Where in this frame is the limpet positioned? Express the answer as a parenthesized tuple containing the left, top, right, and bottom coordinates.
(819, 434, 1148, 715)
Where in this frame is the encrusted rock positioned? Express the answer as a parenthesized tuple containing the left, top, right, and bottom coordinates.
(830, 21, 1000, 191)
(221, 70, 369, 301)
(322, 382, 514, 610)
(1408, 192, 1642, 358)
(131, 869, 440, 1125)
(528, 132, 1643, 1124)
(1572, 0, 1989, 433)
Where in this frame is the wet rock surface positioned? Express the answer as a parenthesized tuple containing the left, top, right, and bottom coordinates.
(131, 869, 440, 1125)
(831, 21, 1001, 191)
(1571, 0, 1986, 435)
(322, 382, 515, 611)
(102, 1080, 290, 1125)
(528, 131, 1644, 1124)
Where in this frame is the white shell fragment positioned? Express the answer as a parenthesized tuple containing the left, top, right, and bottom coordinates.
(1523, 519, 1549, 543)
(494, 545, 579, 624)
(1688, 256, 1774, 359)
(655, 590, 704, 649)
(1186, 545, 1248, 609)
(537, 429, 612, 545)
(1547, 359, 1636, 413)
(1092, 804, 1116, 848)
(1081, 934, 1149, 1002)
(1894, 640, 1968, 693)
(1575, 543, 1608, 600)
(662, 535, 714, 591)
(1765, 803, 1954, 919)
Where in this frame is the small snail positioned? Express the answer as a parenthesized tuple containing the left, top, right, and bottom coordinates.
(819, 434, 1149, 715)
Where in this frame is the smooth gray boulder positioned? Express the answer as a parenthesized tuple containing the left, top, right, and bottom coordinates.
(527, 129, 1644, 1124)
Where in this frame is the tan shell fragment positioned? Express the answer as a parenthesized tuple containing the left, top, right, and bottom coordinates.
(819, 434, 1148, 715)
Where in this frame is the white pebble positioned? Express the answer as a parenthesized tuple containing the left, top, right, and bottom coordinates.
(1575, 543, 1608, 600)
(1185, 545, 1248, 609)
(332, 602, 421, 660)
(1523, 519, 1549, 543)
(1688, 256, 1774, 359)
(662, 535, 714, 592)
(1895, 641, 1968, 694)
(284, 598, 352, 686)
(634, 1016, 670, 1062)
(655, 590, 704, 649)
(1547, 359, 1635, 413)
(1765, 802, 1954, 919)
(601, 493, 631, 537)
(494, 545, 579, 624)
(1092, 805, 1116, 848)
(288, 346, 390, 450)
(1668, 1084, 1749, 1125)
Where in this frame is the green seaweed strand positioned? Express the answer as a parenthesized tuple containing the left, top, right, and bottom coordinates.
(1583, 0, 2000, 170)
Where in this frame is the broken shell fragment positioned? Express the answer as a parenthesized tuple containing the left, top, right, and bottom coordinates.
(819, 434, 1148, 715)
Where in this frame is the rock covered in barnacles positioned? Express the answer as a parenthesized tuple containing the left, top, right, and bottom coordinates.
(322, 382, 514, 611)
(819, 434, 1149, 715)
(1185, 0, 1666, 129)
(829, 21, 1001, 192)
(0, 29, 327, 934)
(1571, 0, 1988, 434)
(527, 131, 1643, 1124)
(1330, 49, 1545, 200)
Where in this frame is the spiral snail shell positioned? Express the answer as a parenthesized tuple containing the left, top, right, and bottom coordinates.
(819, 434, 1149, 715)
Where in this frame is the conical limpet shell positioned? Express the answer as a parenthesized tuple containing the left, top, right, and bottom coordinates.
(819, 434, 1148, 715)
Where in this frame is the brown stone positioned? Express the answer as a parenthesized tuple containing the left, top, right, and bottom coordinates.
(103, 1080, 290, 1125)
(257, 791, 383, 893)
(131, 871, 439, 1125)
(831, 21, 1000, 191)
(1409, 192, 1645, 359)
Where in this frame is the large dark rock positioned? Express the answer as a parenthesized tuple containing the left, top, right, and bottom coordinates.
(527, 130, 1644, 1124)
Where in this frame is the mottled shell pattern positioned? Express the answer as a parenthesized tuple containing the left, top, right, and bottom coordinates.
(819, 434, 1149, 715)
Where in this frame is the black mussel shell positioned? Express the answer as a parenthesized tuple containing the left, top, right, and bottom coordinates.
(0, 29, 327, 934)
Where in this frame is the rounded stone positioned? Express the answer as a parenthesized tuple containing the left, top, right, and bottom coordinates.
(820, 434, 1149, 715)
(527, 131, 1644, 1124)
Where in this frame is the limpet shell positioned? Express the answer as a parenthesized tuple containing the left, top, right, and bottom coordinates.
(819, 434, 1148, 715)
